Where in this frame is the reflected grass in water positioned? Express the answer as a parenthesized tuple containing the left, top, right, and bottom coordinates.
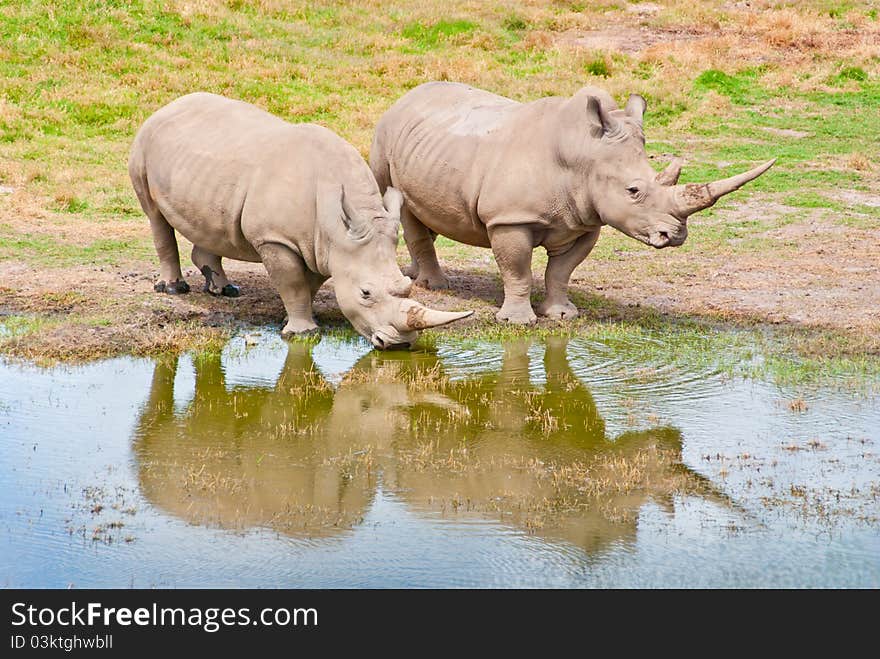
(133, 336, 723, 551)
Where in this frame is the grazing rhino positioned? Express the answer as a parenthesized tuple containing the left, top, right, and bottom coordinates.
(370, 82, 775, 324)
(129, 92, 472, 349)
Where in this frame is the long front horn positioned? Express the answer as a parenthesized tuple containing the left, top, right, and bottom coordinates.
(395, 299, 473, 331)
(672, 159, 776, 217)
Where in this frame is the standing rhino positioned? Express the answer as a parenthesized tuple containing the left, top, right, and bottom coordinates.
(370, 82, 775, 324)
(130, 92, 472, 348)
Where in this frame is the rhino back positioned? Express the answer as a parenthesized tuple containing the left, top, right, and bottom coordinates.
(133, 93, 369, 264)
(375, 83, 577, 246)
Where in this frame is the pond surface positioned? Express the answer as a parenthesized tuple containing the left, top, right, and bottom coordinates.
(1, 333, 878, 588)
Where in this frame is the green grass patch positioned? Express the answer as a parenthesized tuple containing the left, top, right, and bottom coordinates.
(693, 68, 768, 105)
(585, 58, 610, 78)
(435, 318, 880, 389)
(0, 233, 151, 266)
(401, 19, 477, 51)
(833, 66, 868, 83)
(61, 197, 89, 213)
(0, 315, 51, 339)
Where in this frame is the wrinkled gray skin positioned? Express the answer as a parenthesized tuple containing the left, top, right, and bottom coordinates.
(130, 93, 472, 348)
(370, 82, 775, 324)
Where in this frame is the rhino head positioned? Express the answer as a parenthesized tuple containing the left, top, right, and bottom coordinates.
(567, 90, 775, 248)
(318, 183, 472, 349)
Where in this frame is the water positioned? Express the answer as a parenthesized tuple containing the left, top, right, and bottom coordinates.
(1, 333, 878, 588)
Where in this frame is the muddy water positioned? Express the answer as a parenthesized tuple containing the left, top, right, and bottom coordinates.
(1, 333, 878, 588)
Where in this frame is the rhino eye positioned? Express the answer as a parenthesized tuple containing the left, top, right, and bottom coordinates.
(626, 185, 640, 196)
(360, 288, 371, 298)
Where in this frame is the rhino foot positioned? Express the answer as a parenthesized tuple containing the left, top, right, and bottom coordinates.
(221, 284, 240, 298)
(537, 300, 579, 320)
(496, 303, 537, 325)
(154, 279, 190, 295)
(281, 319, 319, 339)
(204, 281, 241, 298)
(414, 272, 450, 290)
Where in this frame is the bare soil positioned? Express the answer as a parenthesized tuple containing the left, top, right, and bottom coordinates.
(561, 25, 711, 55)
(2, 197, 878, 362)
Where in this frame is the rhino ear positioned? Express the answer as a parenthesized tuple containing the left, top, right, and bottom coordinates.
(585, 96, 618, 139)
(625, 94, 646, 125)
(340, 186, 371, 240)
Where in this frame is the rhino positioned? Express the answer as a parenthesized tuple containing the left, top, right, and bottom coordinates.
(129, 92, 472, 349)
(134, 336, 729, 550)
(370, 82, 775, 324)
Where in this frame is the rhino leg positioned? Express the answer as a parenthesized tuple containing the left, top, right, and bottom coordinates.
(135, 355, 178, 434)
(489, 224, 537, 325)
(192, 246, 240, 297)
(401, 237, 419, 279)
(258, 243, 320, 337)
(137, 187, 188, 294)
(537, 230, 600, 320)
(401, 205, 449, 289)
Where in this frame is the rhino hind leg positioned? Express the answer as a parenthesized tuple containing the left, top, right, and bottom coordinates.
(257, 243, 320, 338)
(488, 224, 537, 325)
(192, 246, 240, 297)
(536, 230, 600, 321)
(134, 177, 189, 295)
(401, 206, 449, 289)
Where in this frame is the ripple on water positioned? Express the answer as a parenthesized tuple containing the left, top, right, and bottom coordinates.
(0, 331, 878, 588)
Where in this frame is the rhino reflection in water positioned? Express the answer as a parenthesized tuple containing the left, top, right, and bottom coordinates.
(133, 338, 727, 553)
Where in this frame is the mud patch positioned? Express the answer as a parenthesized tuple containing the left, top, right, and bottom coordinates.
(834, 189, 880, 209)
(760, 127, 810, 139)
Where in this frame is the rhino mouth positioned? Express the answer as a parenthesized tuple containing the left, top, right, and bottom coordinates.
(646, 228, 687, 249)
(370, 326, 416, 351)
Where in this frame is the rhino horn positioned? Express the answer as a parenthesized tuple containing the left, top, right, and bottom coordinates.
(655, 157, 683, 186)
(383, 186, 404, 223)
(395, 299, 473, 331)
(672, 159, 776, 217)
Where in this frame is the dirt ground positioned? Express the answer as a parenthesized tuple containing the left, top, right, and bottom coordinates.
(2, 193, 878, 363)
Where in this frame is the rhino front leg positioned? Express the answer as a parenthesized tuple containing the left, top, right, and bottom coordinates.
(537, 230, 600, 320)
(191, 246, 240, 297)
(258, 243, 320, 337)
(488, 224, 537, 325)
(401, 205, 449, 289)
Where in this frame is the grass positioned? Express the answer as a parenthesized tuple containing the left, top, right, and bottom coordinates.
(428, 316, 880, 390)
(0, 1, 879, 381)
(1, 0, 876, 222)
(400, 19, 478, 51)
(0, 232, 153, 265)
